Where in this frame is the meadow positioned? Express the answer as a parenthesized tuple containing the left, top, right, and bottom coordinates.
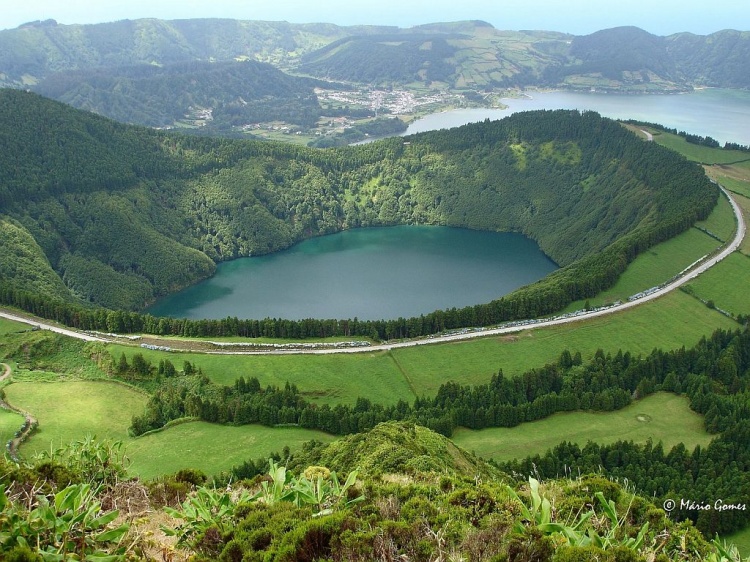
(451, 392, 713, 462)
(109, 289, 736, 403)
(3, 380, 333, 479)
(0, 317, 27, 335)
(686, 252, 750, 316)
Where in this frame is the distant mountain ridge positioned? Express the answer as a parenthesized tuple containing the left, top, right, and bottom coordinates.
(1, 18, 748, 91)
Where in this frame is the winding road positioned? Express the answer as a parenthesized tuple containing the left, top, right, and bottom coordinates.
(0, 187, 745, 355)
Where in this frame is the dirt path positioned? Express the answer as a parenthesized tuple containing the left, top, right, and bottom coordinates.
(0, 362, 38, 460)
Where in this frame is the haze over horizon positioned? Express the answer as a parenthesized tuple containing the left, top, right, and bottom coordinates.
(2, 0, 748, 36)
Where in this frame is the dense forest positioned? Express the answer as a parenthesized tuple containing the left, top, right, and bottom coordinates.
(0, 89, 717, 335)
(32, 59, 334, 130)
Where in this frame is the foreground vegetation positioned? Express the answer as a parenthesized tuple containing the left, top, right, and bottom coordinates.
(1, 421, 743, 561)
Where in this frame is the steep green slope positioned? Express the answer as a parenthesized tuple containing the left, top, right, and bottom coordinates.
(33, 59, 325, 129)
(0, 89, 716, 324)
(0, 218, 70, 301)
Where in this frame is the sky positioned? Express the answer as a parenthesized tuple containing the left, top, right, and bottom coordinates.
(1, 0, 748, 36)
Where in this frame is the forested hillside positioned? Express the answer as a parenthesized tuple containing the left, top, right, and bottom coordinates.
(1, 18, 748, 94)
(0, 89, 716, 331)
(32, 60, 328, 130)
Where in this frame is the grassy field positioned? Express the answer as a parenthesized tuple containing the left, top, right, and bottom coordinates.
(735, 194, 750, 254)
(0, 317, 29, 335)
(694, 191, 738, 242)
(127, 423, 334, 480)
(685, 252, 750, 316)
(564, 226, 723, 311)
(651, 131, 750, 165)
(4, 381, 148, 456)
(726, 526, 750, 559)
(451, 393, 712, 463)
(0, 407, 23, 452)
(107, 290, 737, 405)
(107, 344, 413, 405)
(3, 380, 333, 479)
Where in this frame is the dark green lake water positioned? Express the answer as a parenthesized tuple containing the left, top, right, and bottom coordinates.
(146, 226, 558, 321)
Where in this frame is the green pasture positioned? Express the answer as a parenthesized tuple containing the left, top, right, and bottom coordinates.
(127, 423, 334, 480)
(564, 226, 722, 312)
(720, 176, 750, 199)
(107, 345, 412, 405)
(685, 252, 750, 316)
(393, 291, 736, 397)
(3, 381, 147, 457)
(651, 131, 750, 164)
(0, 407, 23, 451)
(451, 393, 712, 463)
(3, 379, 333, 479)
(0, 317, 28, 335)
(737, 195, 750, 254)
(726, 526, 750, 559)
(109, 290, 736, 405)
(694, 192, 737, 242)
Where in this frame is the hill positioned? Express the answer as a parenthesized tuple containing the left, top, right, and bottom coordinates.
(288, 421, 500, 477)
(0, 90, 717, 333)
(0, 419, 728, 561)
(32, 59, 328, 130)
(1, 19, 749, 96)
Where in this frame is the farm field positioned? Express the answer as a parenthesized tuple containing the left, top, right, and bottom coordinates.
(451, 392, 713, 462)
(3, 381, 147, 456)
(107, 289, 737, 405)
(0, 317, 28, 335)
(685, 251, 750, 316)
(650, 131, 750, 164)
(735, 194, 750, 254)
(107, 344, 412, 405)
(127, 423, 334, 480)
(3, 380, 333, 479)
(0, 407, 23, 453)
(562, 221, 723, 311)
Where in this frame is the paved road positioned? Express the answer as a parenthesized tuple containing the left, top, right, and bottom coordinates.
(0, 187, 745, 355)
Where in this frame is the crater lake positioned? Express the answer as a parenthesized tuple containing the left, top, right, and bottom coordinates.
(146, 226, 559, 321)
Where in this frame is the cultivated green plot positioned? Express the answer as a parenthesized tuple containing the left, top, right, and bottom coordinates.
(127, 423, 334, 480)
(737, 195, 750, 254)
(725, 526, 750, 559)
(451, 393, 712, 462)
(107, 345, 411, 405)
(0, 407, 23, 452)
(652, 131, 750, 164)
(393, 292, 737, 397)
(0, 317, 28, 335)
(4, 381, 147, 457)
(564, 226, 722, 311)
(110, 290, 736, 405)
(685, 252, 750, 316)
(694, 192, 737, 242)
